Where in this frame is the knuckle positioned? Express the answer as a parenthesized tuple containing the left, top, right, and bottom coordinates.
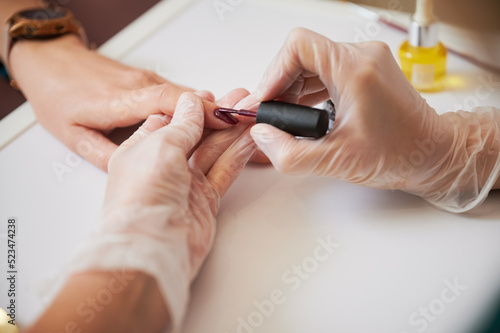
(372, 40, 391, 53)
(156, 83, 175, 109)
(353, 57, 380, 87)
(179, 91, 198, 101)
(156, 82, 172, 97)
(130, 69, 158, 87)
(157, 144, 186, 169)
(286, 27, 311, 45)
(195, 90, 215, 101)
(366, 40, 391, 59)
(215, 166, 235, 188)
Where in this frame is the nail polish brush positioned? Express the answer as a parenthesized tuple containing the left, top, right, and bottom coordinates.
(215, 101, 334, 139)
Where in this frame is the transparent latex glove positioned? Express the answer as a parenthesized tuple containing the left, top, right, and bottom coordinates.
(247, 28, 500, 212)
(68, 90, 257, 331)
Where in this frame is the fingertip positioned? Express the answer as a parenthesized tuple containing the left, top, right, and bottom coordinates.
(216, 88, 251, 108)
(179, 91, 201, 102)
(157, 92, 205, 153)
(203, 90, 255, 129)
(234, 93, 260, 110)
(250, 123, 281, 143)
(176, 92, 203, 114)
(72, 129, 118, 173)
(170, 92, 205, 130)
(194, 90, 216, 102)
(249, 124, 301, 173)
(202, 100, 238, 129)
(249, 124, 279, 158)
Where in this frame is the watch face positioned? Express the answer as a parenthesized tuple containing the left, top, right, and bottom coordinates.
(20, 8, 66, 20)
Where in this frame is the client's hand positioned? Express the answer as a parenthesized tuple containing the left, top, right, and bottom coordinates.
(9, 35, 235, 171)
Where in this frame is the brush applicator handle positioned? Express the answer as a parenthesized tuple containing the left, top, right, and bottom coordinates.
(257, 101, 330, 139)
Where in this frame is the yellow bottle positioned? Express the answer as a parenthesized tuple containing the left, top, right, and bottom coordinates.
(399, 0, 447, 92)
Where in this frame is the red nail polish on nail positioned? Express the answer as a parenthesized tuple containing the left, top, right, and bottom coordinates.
(215, 109, 239, 125)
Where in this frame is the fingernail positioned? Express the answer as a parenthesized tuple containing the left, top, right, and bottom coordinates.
(215, 109, 239, 125)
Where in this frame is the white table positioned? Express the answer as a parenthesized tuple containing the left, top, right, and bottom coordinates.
(1, 1, 500, 332)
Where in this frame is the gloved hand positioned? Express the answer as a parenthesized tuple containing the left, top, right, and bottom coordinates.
(246, 28, 500, 212)
(66, 90, 257, 331)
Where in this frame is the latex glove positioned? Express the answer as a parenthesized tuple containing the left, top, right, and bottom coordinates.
(9, 35, 236, 171)
(66, 90, 256, 331)
(247, 28, 500, 213)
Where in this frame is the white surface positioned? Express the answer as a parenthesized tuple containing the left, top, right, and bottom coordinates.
(1, 0, 500, 332)
(0, 103, 36, 151)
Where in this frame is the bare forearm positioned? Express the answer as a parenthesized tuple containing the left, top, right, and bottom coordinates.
(9, 34, 87, 93)
(25, 271, 170, 333)
(0, 0, 41, 61)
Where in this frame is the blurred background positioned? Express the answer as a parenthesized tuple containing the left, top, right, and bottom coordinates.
(351, 0, 500, 32)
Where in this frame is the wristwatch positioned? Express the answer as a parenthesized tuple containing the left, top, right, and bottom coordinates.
(2, 6, 87, 89)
